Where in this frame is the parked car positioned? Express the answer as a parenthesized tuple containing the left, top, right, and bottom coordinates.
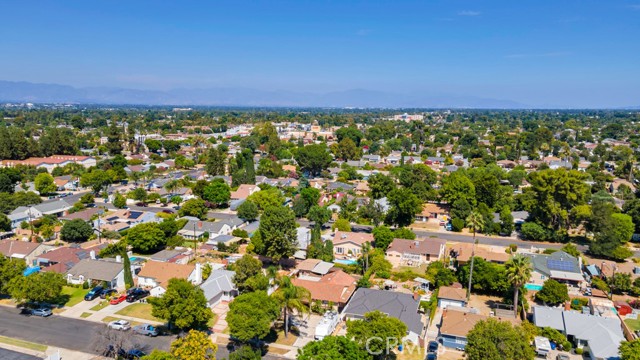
(100, 289, 117, 299)
(427, 341, 439, 353)
(556, 354, 570, 360)
(123, 349, 146, 359)
(445, 223, 453, 231)
(31, 308, 52, 317)
(110, 293, 128, 305)
(426, 353, 437, 360)
(132, 324, 158, 337)
(84, 286, 104, 301)
(108, 320, 131, 331)
(126, 288, 150, 302)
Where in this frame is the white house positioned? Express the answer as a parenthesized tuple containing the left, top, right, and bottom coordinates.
(137, 261, 201, 297)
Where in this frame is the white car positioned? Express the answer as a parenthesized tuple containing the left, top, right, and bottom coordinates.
(108, 320, 131, 331)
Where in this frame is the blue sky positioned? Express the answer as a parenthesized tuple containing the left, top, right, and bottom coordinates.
(1, 0, 639, 107)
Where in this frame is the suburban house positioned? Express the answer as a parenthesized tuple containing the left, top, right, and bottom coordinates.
(0, 240, 50, 266)
(94, 209, 159, 233)
(437, 286, 467, 309)
(37, 244, 105, 273)
(60, 207, 104, 223)
(66, 258, 130, 289)
(295, 259, 335, 280)
(532, 306, 625, 360)
(439, 307, 519, 349)
(385, 238, 446, 267)
(230, 184, 259, 201)
(199, 269, 238, 307)
(415, 203, 450, 223)
(342, 288, 425, 344)
(450, 243, 511, 265)
(0, 155, 96, 172)
(54, 175, 78, 191)
(148, 249, 192, 264)
(525, 251, 585, 289)
(292, 268, 356, 309)
(178, 219, 234, 240)
(332, 231, 374, 259)
(137, 261, 201, 297)
(9, 199, 73, 228)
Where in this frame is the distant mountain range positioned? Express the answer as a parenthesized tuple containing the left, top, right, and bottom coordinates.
(0, 80, 530, 109)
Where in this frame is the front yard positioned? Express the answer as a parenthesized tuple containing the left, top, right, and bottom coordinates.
(57, 286, 87, 307)
(625, 318, 640, 331)
(115, 303, 162, 322)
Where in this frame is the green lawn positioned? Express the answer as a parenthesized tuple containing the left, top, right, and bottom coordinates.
(0, 335, 48, 352)
(80, 312, 92, 318)
(115, 303, 162, 322)
(57, 286, 87, 307)
(625, 318, 640, 331)
(90, 300, 110, 311)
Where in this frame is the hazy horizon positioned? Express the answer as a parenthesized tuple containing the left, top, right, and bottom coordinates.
(1, 1, 639, 108)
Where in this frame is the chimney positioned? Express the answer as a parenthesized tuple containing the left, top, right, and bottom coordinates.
(90, 250, 96, 260)
(198, 221, 203, 229)
(116, 255, 122, 263)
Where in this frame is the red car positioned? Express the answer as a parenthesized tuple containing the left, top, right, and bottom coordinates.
(110, 293, 127, 305)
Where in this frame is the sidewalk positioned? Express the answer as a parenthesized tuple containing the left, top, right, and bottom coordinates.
(0, 339, 106, 360)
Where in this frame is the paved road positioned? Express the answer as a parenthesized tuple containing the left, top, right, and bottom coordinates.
(296, 219, 574, 251)
(0, 347, 42, 360)
(0, 307, 289, 359)
(0, 306, 171, 356)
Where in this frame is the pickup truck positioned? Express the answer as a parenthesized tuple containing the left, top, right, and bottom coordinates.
(132, 324, 158, 337)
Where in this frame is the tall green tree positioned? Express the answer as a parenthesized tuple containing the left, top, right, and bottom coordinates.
(237, 200, 259, 222)
(258, 206, 297, 262)
(535, 279, 569, 305)
(272, 276, 311, 336)
(232, 254, 263, 293)
(205, 146, 227, 176)
(126, 222, 167, 253)
(202, 179, 231, 208)
(9, 271, 65, 304)
(0, 256, 26, 294)
(149, 278, 213, 331)
(105, 121, 123, 155)
(123, 252, 134, 289)
(465, 319, 534, 360)
(34, 173, 56, 195)
(505, 255, 532, 317)
(227, 291, 279, 342)
(346, 311, 407, 357)
(60, 219, 94, 242)
(170, 330, 217, 360)
(297, 336, 372, 360)
(294, 144, 332, 177)
(385, 188, 422, 227)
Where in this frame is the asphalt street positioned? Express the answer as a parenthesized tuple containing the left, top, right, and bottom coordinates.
(0, 347, 42, 360)
(0, 306, 171, 356)
(0, 307, 291, 359)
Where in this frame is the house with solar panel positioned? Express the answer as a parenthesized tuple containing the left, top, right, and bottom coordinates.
(93, 209, 160, 233)
(525, 251, 585, 291)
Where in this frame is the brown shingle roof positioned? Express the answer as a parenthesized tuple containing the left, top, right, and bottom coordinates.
(0, 240, 41, 257)
(386, 238, 445, 257)
(137, 261, 196, 288)
(291, 270, 356, 304)
(332, 231, 373, 246)
(437, 286, 467, 302)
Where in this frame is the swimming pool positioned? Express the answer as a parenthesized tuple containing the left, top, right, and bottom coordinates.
(524, 283, 543, 291)
(129, 256, 144, 262)
(334, 259, 358, 265)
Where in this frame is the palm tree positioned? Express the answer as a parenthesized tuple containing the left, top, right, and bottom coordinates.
(505, 255, 532, 318)
(465, 211, 485, 301)
(272, 276, 311, 337)
(165, 179, 180, 197)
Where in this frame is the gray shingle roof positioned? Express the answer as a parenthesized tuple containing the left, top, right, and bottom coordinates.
(343, 288, 423, 335)
(67, 259, 123, 281)
(200, 269, 236, 301)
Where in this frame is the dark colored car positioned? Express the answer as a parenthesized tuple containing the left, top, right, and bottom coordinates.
(426, 353, 437, 360)
(126, 288, 150, 302)
(123, 349, 146, 359)
(84, 286, 104, 301)
(100, 288, 117, 299)
(427, 341, 439, 353)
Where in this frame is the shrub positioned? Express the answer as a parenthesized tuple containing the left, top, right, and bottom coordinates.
(575, 348, 583, 355)
(451, 218, 464, 232)
(377, 270, 390, 279)
(520, 222, 549, 241)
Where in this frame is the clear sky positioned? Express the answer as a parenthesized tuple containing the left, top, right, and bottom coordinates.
(1, 0, 639, 107)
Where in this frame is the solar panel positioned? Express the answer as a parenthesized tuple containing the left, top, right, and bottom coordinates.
(547, 259, 575, 272)
(129, 211, 143, 219)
